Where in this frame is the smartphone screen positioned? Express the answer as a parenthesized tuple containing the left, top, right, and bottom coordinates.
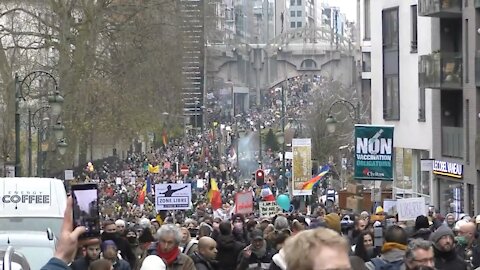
(72, 184, 100, 238)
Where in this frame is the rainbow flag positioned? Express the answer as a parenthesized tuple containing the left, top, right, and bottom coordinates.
(301, 165, 330, 190)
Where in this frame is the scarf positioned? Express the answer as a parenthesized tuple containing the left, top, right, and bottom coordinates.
(381, 242, 407, 253)
(157, 245, 180, 265)
(252, 240, 267, 258)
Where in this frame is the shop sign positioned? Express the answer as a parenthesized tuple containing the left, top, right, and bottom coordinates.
(433, 160, 463, 179)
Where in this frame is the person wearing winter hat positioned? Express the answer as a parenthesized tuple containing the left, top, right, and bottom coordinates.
(429, 225, 467, 270)
(140, 255, 166, 270)
(445, 213, 456, 229)
(237, 229, 276, 270)
(273, 216, 289, 232)
(324, 213, 341, 234)
(411, 215, 432, 240)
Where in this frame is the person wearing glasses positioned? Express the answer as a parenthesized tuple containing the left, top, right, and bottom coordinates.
(404, 239, 435, 270)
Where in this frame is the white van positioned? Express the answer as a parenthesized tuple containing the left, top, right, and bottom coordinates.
(0, 178, 67, 235)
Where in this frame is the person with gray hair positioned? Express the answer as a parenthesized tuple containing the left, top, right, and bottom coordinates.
(143, 224, 195, 270)
(405, 239, 435, 270)
(274, 216, 289, 232)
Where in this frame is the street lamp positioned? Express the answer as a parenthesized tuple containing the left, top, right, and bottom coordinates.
(52, 122, 65, 141)
(325, 99, 360, 133)
(57, 139, 68, 156)
(15, 71, 65, 177)
(48, 91, 64, 116)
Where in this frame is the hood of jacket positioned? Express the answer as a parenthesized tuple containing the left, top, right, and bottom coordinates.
(217, 234, 237, 250)
(381, 249, 406, 263)
(272, 249, 287, 270)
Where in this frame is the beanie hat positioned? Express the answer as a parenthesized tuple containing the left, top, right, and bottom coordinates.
(140, 255, 166, 270)
(415, 215, 430, 231)
(274, 216, 289, 231)
(324, 213, 341, 233)
(101, 240, 117, 252)
(429, 225, 454, 245)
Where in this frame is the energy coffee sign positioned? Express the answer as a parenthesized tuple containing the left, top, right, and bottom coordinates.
(354, 125, 394, 181)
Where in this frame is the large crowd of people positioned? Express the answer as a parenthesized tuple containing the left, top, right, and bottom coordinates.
(36, 76, 480, 270)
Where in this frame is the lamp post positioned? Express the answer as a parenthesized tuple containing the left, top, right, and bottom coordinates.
(15, 71, 67, 177)
(281, 83, 286, 193)
(325, 99, 361, 191)
(325, 99, 361, 133)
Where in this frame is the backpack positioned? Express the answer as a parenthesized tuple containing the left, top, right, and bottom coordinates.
(370, 258, 404, 270)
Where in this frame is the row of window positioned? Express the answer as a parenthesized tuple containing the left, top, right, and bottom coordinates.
(291, 21, 303, 28)
(290, 0, 302, 6)
(291, 10, 302, 17)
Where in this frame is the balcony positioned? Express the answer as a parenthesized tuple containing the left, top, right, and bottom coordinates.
(442, 126, 463, 158)
(418, 0, 462, 18)
(419, 52, 462, 89)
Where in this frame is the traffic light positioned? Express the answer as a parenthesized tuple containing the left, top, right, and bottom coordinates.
(255, 169, 265, 186)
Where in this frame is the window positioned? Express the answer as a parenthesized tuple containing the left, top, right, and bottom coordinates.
(291, 11, 295, 17)
(291, 22, 296, 28)
(297, 21, 302, 27)
(364, 0, 371, 40)
(297, 10, 302, 17)
(411, 5, 418, 53)
(297, 0, 302, 5)
(382, 8, 400, 120)
(466, 99, 469, 164)
(418, 88, 425, 122)
(465, 19, 469, 83)
(291, 0, 295, 6)
(362, 52, 371, 72)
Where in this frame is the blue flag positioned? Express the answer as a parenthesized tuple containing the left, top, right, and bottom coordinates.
(146, 176, 152, 194)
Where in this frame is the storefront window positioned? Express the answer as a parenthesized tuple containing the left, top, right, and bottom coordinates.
(439, 179, 463, 217)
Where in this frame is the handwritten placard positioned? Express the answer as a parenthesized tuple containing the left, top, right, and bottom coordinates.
(397, 197, 427, 221)
(259, 201, 280, 218)
(383, 200, 397, 216)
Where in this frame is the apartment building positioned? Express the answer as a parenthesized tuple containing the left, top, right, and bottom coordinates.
(361, 0, 480, 216)
(418, 0, 478, 216)
(360, 0, 435, 208)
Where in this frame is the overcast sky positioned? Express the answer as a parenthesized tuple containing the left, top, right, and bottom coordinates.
(325, 0, 357, 22)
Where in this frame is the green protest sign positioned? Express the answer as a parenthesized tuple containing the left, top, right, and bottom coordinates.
(354, 125, 394, 180)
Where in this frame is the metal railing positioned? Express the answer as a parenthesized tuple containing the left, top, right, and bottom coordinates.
(418, 0, 462, 17)
(419, 52, 463, 89)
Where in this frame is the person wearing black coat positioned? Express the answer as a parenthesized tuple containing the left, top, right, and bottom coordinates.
(429, 226, 467, 270)
(215, 222, 245, 270)
(71, 241, 101, 270)
(411, 215, 432, 241)
(189, 236, 218, 270)
(102, 221, 137, 268)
